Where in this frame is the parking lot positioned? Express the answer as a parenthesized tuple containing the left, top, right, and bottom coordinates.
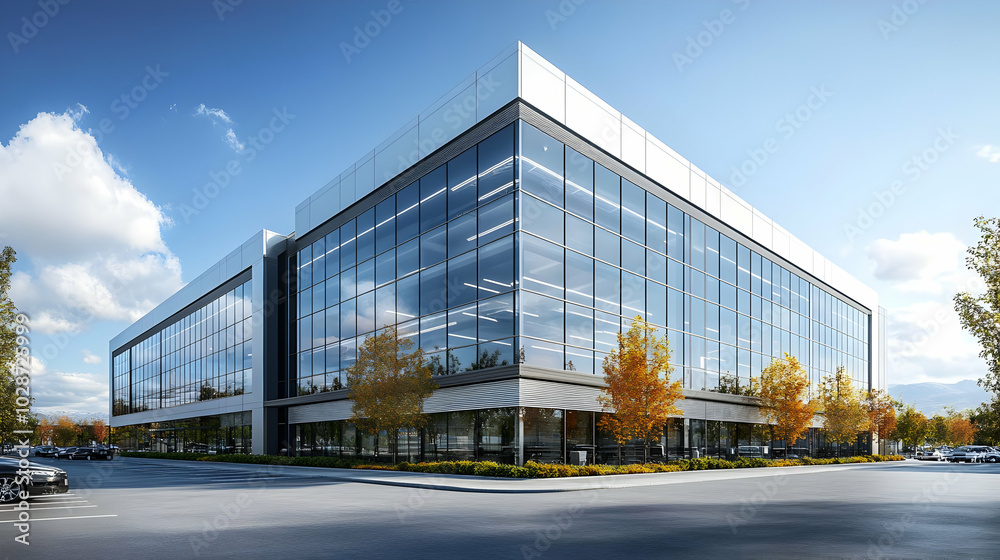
(4, 457, 999, 559)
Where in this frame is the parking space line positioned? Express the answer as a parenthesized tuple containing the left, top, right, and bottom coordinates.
(0, 505, 97, 512)
(0, 514, 117, 523)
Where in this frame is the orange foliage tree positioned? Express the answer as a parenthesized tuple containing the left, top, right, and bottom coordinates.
(866, 389, 897, 448)
(757, 354, 816, 450)
(52, 415, 80, 446)
(947, 416, 975, 446)
(36, 417, 54, 445)
(597, 316, 683, 464)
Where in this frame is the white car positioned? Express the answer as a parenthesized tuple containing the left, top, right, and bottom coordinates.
(949, 445, 990, 463)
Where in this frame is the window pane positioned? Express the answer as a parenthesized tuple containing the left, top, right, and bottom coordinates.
(375, 248, 395, 286)
(340, 298, 356, 339)
(594, 228, 619, 266)
(421, 225, 447, 267)
(594, 311, 620, 354)
(478, 123, 514, 205)
(448, 304, 478, 347)
(565, 214, 593, 255)
(647, 249, 666, 284)
(324, 229, 340, 280)
(705, 226, 720, 278)
(375, 283, 395, 330)
(478, 293, 515, 341)
(340, 267, 356, 300)
(622, 240, 645, 277)
(594, 261, 620, 314)
(522, 235, 564, 299)
(565, 251, 594, 306)
(667, 205, 683, 261)
(594, 164, 620, 233)
(420, 312, 447, 354)
(396, 237, 419, 278)
(646, 192, 667, 255)
(420, 166, 447, 232)
(448, 250, 477, 307)
(420, 263, 447, 315)
(520, 122, 563, 206)
(565, 147, 593, 220)
(396, 181, 420, 244)
(356, 291, 374, 335)
(621, 179, 645, 244)
(520, 292, 564, 342)
(478, 235, 514, 294)
(476, 194, 514, 246)
(521, 194, 564, 245)
(375, 196, 395, 256)
(357, 257, 374, 295)
(448, 211, 477, 258)
(565, 303, 594, 350)
(449, 147, 477, 220)
(356, 208, 375, 263)
(647, 280, 666, 327)
(395, 274, 420, 321)
(690, 219, 705, 271)
(340, 219, 357, 270)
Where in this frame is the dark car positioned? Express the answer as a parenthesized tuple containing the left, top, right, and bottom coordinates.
(70, 447, 114, 461)
(33, 445, 58, 457)
(0, 457, 69, 504)
(54, 447, 77, 459)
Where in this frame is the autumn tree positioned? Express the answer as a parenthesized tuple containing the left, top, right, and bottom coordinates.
(947, 416, 975, 446)
(865, 389, 896, 452)
(819, 367, 868, 455)
(346, 325, 437, 463)
(892, 404, 929, 452)
(757, 353, 816, 454)
(51, 416, 81, 447)
(598, 316, 683, 464)
(36, 417, 54, 445)
(954, 216, 1000, 395)
(90, 419, 109, 445)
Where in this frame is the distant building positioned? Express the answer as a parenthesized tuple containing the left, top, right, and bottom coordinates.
(110, 43, 884, 463)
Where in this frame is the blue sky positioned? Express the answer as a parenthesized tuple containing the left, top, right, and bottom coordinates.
(2, 0, 998, 415)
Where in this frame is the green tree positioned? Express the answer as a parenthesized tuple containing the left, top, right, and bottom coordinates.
(0, 246, 28, 447)
(971, 397, 1000, 445)
(928, 415, 949, 446)
(819, 367, 868, 455)
(597, 316, 684, 464)
(757, 353, 816, 454)
(346, 325, 437, 463)
(892, 404, 929, 452)
(954, 216, 1000, 394)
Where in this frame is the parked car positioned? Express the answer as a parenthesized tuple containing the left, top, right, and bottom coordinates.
(54, 447, 77, 459)
(33, 445, 58, 457)
(949, 445, 991, 463)
(0, 457, 69, 503)
(980, 447, 1000, 463)
(69, 447, 114, 461)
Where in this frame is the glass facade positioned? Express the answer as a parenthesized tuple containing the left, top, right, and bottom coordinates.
(114, 412, 252, 454)
(293, 124, 518, 396)
(516, 121, 870, 396)
(112, 280, 253, 415)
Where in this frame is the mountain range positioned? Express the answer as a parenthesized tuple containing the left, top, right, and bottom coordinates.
(888, 379, 992, 417)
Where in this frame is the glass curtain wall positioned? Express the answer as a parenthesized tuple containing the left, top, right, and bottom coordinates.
(112, 280, 253, 416)
(293, 124, 518, 396)
(515, 121, 870, 397)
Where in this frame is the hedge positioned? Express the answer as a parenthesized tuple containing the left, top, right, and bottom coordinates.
(120, 451, 903, 478)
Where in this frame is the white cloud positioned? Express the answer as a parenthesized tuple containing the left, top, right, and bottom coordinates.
(885, 299, 986, 384)
(82, 349, 102, 365)
(224, 128, 245, 152)
(27, 356, 109, 412)
(976, 145, 1000, 163)
(194, 103, 243, 153)
(194, 103, 233, 124)
(866, 231, 976, 295)
(0, 109, 183, 334)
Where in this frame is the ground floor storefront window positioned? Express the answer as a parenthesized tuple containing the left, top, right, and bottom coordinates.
(113, 412, 252, 454)
(292, 409, 871, 465)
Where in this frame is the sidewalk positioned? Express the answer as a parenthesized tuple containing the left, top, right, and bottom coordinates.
(119, 455, 912, 494)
